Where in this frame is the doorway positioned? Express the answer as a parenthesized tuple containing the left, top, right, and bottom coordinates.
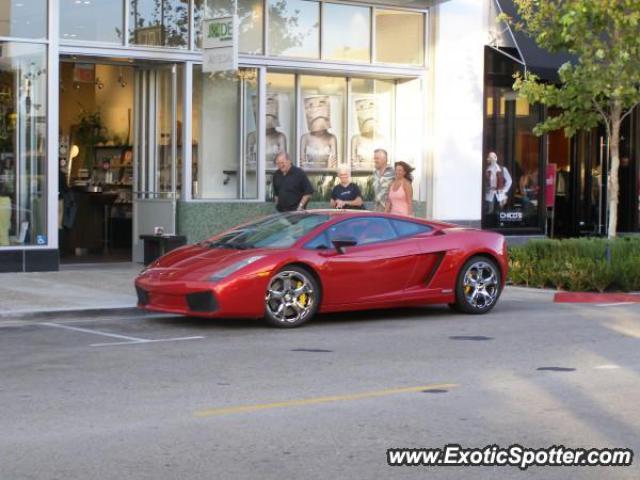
(58, 58, 182, 263)
(58, 60, 135, 262)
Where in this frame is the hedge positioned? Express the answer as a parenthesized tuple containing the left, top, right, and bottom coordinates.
(508, 237, 640, 292)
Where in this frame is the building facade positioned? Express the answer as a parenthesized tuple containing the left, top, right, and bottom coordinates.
(0, 0, 637, 272)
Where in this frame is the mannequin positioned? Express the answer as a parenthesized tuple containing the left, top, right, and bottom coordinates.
(484, 151, 512, 215)
(300, 95, 338, 169)
(246, 93, 287, 169)
(350, 97, 386, 170)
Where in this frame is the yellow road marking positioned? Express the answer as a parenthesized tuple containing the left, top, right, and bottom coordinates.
(194, 383, 458, 417)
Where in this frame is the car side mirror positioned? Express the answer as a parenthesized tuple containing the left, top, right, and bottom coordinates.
(331, 236, 358, 254)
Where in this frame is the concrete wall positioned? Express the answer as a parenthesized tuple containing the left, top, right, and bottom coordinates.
(431, 0, 488, 222)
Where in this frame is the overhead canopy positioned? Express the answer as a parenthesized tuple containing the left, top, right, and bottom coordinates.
(493, 0, 574, 82)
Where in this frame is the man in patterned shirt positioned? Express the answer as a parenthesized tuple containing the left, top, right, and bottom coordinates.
(371, 149, 395, 212)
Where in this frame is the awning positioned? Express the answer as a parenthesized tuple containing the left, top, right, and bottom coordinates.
(493, 0, 574, 82)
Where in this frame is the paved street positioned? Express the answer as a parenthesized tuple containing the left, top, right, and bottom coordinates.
(1, 287, 639, 480)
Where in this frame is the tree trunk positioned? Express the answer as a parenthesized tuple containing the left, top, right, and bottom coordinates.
(607, 102, 622, 239)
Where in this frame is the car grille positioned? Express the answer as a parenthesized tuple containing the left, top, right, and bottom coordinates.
(186, 291, 218, 312)
(136, 286, 150, 305)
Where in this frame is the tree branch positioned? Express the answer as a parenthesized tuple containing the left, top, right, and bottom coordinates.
(620, 103, 638, 123)
(592, 98, 611, 137)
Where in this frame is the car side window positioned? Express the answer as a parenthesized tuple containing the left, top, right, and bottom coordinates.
(304, 232, 330, 250)
(327, 217, 397, 246)
(390, 219, 432, 238)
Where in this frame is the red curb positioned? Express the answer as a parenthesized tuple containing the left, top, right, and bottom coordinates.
(554, 292, 640, 303)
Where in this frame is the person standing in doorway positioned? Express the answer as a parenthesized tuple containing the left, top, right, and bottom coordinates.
(272, 152, 314, 212)
(385, 161, 414, 216)
(371, 149, 395, 212)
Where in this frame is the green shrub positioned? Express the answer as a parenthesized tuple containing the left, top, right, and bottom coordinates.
(508, 237, 640, 292)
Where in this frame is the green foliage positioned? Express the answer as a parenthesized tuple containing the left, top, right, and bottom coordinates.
(502, 0, 640, 137)
(508, 237, 640, 291)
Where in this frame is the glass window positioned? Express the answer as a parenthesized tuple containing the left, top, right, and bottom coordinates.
(0, 0, 46, 39)
(349, 78, 393, 172)
(264, 72, 295, 201)
(327, 217, 396, 246)
(375, 9, 424, 66)
(304, 231, 329, 250)
(61, 0, 124, 43)
(390, 219, 431, 237)
(268, 0, 319, 59)
(194, 0, 263, 54)
(395, 77, 422, 171)
(243, 70, 259, 198)
(299, 75, 345, 171)
(238, 0, 264, 54)
(129, 0, 189, 48)
(193, 66, 258, 199)
(483, 49, 543, 231)
(0, 43, 47, 247)
(208, 212, 330, 248)
(321, 3, 370, 63)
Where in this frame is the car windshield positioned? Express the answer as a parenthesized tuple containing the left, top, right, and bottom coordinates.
(203, 213, 331, 249)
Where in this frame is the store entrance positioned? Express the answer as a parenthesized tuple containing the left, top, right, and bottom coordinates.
(58, 59, 135, 262)
(58, 58, 181, 263)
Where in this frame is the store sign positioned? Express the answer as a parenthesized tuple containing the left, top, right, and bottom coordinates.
(73, 63, 95, 83)
(203, 16, 238, 73)
(499, 210, 524, 222)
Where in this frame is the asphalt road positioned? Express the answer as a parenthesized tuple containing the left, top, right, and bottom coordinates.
(1, 287, 639, 480)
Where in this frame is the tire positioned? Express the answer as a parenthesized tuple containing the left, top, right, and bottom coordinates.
(453, 256, 502, 314)
(264, 266, 320, 328)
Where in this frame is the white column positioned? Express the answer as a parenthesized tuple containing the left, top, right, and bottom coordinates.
(431, 0, 488, 222)
(47, 0, 60, 251)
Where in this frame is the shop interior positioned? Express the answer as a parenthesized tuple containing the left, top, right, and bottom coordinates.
(58, 59, 134, 262)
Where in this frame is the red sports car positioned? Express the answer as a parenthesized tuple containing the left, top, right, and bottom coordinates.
(135, 210, 507, 327)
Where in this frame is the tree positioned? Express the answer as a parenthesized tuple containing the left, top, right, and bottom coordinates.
(500, 0, 640, 238)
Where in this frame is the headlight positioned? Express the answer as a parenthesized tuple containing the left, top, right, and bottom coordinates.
(209, 255, 265, 281)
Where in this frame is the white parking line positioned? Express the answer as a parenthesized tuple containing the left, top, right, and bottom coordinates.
(91, 336, 204, 347)
(41, 322, 147, 342)
(40, 322, 204, 347)
(595, 302, 635, 307)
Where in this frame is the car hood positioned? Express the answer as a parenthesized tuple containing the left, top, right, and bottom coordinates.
(139, 244, 273, 281)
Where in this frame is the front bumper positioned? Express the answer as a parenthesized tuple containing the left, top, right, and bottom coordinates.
(134, 274, 267, 318)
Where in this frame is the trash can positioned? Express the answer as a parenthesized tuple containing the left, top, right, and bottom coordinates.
(139, 234, 187, 265)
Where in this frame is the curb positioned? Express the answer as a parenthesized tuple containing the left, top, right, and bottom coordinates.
(0, 305, 140, 322)
(554, 292, 640, 304)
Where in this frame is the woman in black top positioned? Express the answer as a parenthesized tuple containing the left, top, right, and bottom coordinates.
(330, 165, 364, 210)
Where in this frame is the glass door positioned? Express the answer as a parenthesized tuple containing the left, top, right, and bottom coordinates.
(132, 63, 181, 263)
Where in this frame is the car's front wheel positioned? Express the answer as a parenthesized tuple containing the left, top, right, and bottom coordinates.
(453, 256, 501, 314)
(264, 266, 320, 327)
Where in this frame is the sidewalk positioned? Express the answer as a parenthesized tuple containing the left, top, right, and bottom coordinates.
(0, 263, 141, 320)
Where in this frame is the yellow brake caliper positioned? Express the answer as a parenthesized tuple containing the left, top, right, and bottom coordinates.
(296, 281, 307, 306)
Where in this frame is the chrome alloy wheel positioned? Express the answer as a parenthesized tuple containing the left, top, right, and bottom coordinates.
(265, 270, 316, 324)
(462, 260, 499, 310)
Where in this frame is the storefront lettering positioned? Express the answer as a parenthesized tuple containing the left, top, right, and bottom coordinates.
(208, 21, 233, 42)
(499, 211, 523, 221)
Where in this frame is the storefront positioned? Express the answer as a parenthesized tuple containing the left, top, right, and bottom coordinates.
(486, 0, 640, 237)
(0, 0, 438, 271)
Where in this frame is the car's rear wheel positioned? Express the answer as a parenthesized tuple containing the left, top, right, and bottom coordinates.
(453, 256, 501, 314)
(264, 266, 320, 328)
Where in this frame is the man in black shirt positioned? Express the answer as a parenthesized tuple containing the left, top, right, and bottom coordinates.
(330, 165, 364, 209)
(272, 152, 314, 212)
